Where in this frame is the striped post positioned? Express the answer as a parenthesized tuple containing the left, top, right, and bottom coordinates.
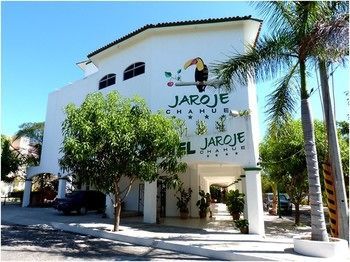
(323, 161, 338, 237)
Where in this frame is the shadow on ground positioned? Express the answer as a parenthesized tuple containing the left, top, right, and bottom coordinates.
(1, 224, 209, 260)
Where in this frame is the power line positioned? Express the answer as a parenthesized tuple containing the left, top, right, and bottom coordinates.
(258, 149, 304, 165)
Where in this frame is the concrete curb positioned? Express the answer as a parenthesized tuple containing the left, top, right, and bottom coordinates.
(51, 222, 271, 261)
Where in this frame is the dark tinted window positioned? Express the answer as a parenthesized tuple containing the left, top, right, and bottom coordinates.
(123, 62, 145, 80)
(99, 74, 116, 89)
(280, 195, 287, 201)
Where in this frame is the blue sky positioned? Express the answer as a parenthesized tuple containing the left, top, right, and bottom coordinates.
(2, 1, 349, 138)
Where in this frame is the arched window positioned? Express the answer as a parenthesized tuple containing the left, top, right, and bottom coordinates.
(123, 62, 145, 81)
(99, 74, 116, 89)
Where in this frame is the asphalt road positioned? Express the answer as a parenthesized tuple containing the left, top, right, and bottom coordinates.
(1, 223, 210, 261)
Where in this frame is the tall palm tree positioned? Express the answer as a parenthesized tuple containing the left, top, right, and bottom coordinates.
(214, 1, 335, 241)
(309, 2, 349, 241)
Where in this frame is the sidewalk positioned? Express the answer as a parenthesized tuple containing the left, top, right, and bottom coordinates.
(1, 204, 347, 261)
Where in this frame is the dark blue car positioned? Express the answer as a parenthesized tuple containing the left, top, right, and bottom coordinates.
(54, 190, 106, 215)
(263, 193, 292, 215)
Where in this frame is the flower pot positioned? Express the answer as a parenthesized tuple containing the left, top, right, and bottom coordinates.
(199, 210, 207, 218)
(239, 226, 249, 234)
(293, 236, 348, 258)
(180, 211, 189, 219)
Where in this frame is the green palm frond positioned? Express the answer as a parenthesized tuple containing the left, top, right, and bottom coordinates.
(294, 1, 320, 28)
(265, 63, 299, 127)
(254, 1, 296, 33)
(213, 32, 295, 92)
(255, 1, 323, 36)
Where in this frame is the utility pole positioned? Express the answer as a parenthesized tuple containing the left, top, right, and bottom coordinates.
(319, 60, 349, 242)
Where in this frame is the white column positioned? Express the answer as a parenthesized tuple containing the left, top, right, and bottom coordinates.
(57, 177, 67, 198)
(143, 181, 157, 223)
(22, 179, 32, 207)
(240, 174, 248, 219)
(244, 168, 265, 235)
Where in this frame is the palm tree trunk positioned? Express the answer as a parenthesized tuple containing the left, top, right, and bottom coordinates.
(319, 60, 349, 241)
(301, 99, 329, 241)
(300, 60, 329, 241)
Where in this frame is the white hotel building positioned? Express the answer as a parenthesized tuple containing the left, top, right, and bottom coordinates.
(23, 16, 265, 235)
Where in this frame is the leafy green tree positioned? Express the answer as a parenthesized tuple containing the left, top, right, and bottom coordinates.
(1, 135, 21, 183)
(260, 119, 348, 225)
(260, 172, 274, 193)
(260, 173, 279, 214)
(337, 121, 349, 142)
(1, 122, 45, 184)
(59, 91, 187, 231)
(260, 120, 309, 225)
(335, 122, 349, 197)
(214, 1, 348, 241)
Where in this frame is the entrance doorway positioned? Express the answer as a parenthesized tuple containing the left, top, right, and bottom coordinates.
(210, 184, 227, 204)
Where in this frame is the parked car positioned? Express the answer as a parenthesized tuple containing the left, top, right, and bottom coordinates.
(54, 190, 106, 215)
(263, 193, 292, 215)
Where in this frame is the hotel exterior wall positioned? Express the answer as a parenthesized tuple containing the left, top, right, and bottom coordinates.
(39, 41, 153, 176)
(147, 21, 260, 167)
(31, 20, 262, 229)
(38, 20, 260, 178)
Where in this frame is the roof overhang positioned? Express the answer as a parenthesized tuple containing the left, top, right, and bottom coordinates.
(76, 59, 93, 71)
(87, 16, 262, 59)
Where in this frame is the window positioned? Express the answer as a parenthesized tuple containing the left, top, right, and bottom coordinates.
(99, 74, 116, 89)
(123, 62, 145, 81)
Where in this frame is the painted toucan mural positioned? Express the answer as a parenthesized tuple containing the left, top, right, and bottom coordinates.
(184, 57, 209, 92)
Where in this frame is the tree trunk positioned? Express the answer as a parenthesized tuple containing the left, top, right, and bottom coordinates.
(112, 177, 136, 232)
(271, 186, 278, 215)
(113, 182, 122, 232)
(301, 99, 329, 242)
(295, 203, 300, 226)
(113, 197, 122, 232)
(319, 60, 349, 242)
(299, 58, 329, 241)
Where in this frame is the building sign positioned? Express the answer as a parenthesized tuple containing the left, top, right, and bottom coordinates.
(168, 93, 229, 108)
(180, 131, 246, 159)
(166, 93, 230, 118)
(165, 57, 248, 162)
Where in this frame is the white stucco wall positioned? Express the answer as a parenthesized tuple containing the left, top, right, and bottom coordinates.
(37, 19, 260, 175)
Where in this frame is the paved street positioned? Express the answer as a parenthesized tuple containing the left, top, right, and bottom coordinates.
(1, 223, 210, 261)
(2, 205, 347, 261)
